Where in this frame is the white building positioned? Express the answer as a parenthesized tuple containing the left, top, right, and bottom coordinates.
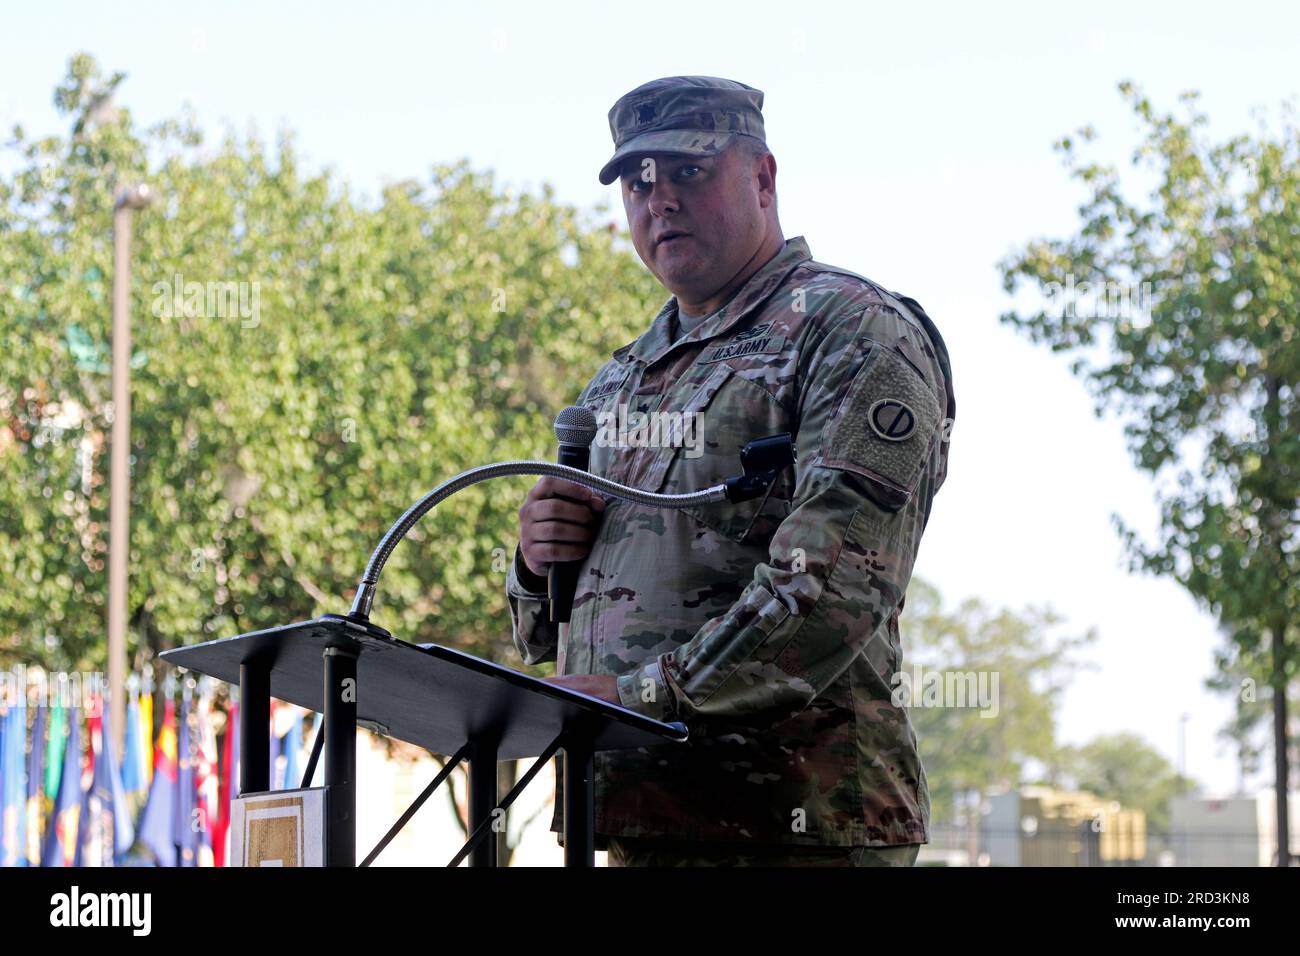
(1168, 793, 1299, 867)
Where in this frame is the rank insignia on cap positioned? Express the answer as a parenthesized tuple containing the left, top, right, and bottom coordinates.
(868, 398, 918, 442)
(633, 100, 657, 125)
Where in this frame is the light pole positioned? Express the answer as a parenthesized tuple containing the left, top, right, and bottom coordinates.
(1178, 712, 1189, 781)
(108, 182, 153, 755)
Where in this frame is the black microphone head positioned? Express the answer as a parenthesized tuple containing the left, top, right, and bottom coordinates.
(554, 405, 598, 448)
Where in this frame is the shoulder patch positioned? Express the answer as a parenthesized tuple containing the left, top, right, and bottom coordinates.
(821, 346, 941, 509)
(867, 398, 918, 442)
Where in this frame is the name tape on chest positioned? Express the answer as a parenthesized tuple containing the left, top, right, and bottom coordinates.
(583, 366, 633, 403)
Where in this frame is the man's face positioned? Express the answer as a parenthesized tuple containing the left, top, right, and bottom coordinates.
(619, 145, 770, 305)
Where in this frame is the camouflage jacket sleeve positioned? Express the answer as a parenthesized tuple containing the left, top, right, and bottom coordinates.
(615, 302, 949, 727)
(506, 542, 559, 665)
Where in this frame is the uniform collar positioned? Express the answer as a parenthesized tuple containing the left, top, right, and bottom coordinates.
(619, 235, 812, 365)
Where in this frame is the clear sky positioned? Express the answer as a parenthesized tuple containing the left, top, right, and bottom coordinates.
(5, 0, 1297, 797)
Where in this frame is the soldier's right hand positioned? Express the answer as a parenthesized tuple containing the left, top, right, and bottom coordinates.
(518, 477, 607, 577)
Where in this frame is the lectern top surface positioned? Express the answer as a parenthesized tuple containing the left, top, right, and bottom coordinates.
(160, 616, 687, 760)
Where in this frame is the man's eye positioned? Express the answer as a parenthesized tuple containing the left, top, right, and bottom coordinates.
(676, 165, 701, 179)
(628, 178, 649, 193)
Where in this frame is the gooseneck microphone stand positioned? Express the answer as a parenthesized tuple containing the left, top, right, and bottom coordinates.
(347, 456, 783, 624)
(163, 417, 794, 867)
(345, 426, 796, 624)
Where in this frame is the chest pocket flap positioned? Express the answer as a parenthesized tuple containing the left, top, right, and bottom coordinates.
(652, 363, 790, 542)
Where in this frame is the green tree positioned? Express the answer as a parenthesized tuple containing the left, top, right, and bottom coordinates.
(1057, 732, 1193, 834)
(999, 83, 1299, 864)
(1, 53, 661, 675)
(900, 578, 1094, 853)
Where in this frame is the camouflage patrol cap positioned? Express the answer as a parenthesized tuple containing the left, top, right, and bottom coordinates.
(598, 76, 766, 185)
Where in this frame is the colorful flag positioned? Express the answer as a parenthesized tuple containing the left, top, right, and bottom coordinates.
(1, 698, 26, 866)
(282, 712, 303, 791)
(122, 691, 146, 798)
(194, 686, 219, 867)
(40, 707, 81, 867)
(25, 704, 45, 866)
(219, 697, 240, 868)
(174, 685, 196, 866)
(140, 686, 154, 785)
(75, 698, 136, 866)
(43, 703, 65, 801)
(215, 699, 240, 867)
(268, 700, 283, 789)
(133, 700, 178, 865)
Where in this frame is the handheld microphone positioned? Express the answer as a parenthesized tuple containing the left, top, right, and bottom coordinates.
(549, 406, 599, 624)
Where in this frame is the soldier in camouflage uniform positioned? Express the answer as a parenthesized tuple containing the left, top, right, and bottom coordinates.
(507, 76, 955, 866)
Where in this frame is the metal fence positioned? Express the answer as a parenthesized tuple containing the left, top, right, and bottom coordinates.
(921, 824, 1286, 867)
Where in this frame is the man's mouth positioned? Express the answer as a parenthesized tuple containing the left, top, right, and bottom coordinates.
(655, 231, 691, 249)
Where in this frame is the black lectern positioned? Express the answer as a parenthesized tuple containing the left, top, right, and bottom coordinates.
(160, 614, 687, 867)
(159, 428, 795, 867)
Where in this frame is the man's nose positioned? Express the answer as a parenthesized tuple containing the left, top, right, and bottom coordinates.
(648, 181, 680, 217)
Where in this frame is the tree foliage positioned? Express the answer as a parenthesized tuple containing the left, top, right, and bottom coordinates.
(998, 84, 1299, 833)
(900, 578, 1095, 822)
(0, 53, 663, 672)
(1055, 732, 1193, 833)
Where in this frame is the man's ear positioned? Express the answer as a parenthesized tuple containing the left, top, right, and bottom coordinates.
(757, 153, 778, 207)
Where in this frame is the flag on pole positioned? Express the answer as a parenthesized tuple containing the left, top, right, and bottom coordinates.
(0, 698, 27, 866)
(282, 711, 303, 792)
(194, 685, 219, 867)
(75, 698, 136, 866)
(41, 707, 82, 867)
(133, 700, 178, 865)
(25, 703, 45, 866)
(43, 703, 66, 801)
(122, 690, 146, 799)
(215, 699, 239, 867)
(174, 684, 196, 866)
(0, 704, 5, 816)
(140, 684, 154, 786)
(268, 700, 283, 789)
